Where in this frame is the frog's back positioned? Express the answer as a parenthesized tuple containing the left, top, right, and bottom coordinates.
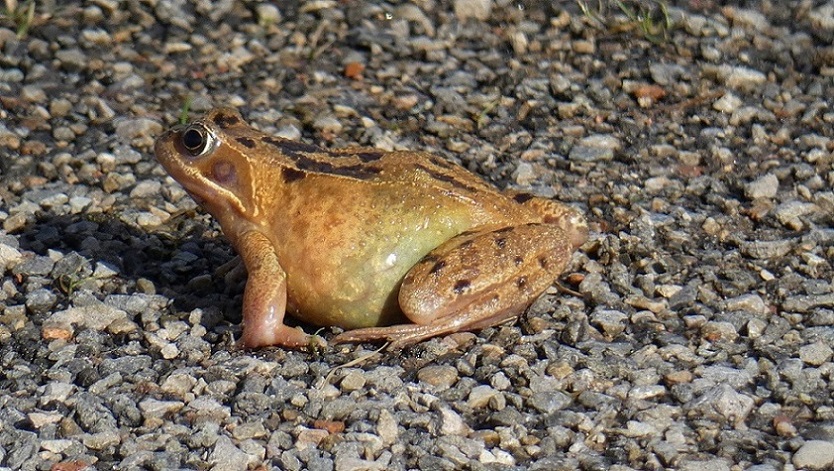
(201, 109, 542, 227)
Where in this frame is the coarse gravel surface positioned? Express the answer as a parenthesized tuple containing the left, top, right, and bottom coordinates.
(1, 1, 834, 470)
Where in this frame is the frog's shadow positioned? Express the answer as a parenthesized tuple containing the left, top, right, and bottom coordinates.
(15, 212, 246, 333)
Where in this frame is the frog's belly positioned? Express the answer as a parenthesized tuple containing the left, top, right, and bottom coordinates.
(285, 255, 406, 329)
(279, 211, 475, 329)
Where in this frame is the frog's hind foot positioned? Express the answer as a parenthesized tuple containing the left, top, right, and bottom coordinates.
(331, 324, 437, 350)
(331, 301, 528, 350)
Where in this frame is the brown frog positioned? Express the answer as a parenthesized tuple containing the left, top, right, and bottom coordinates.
(154, 108, 587, 349)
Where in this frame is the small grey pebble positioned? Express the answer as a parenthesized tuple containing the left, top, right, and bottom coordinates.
(129, 180, 162, 199)
(453, 0, 491, 21)
(0, 243, 23, 271)
(14, 255, 55, 277)
(55, 48, 88, 71)
(742, 240, 793, 259)
(649, 63, 687, 85)
(256, 4, 281, 24)
(589, 309, 628, 336)
(21, 85, 47, 103)
(417, 365, 459, 389)
(773, 201, 818, 229)
(724, 294, 767, 315)
(529, 391, 571, 414)
(793, 440, 834, 469)
(685, 384, 754, 425)
(799, 341, 834, 366)
(114, 118, 163, 144)
(713, 92, 742, 113)
(467, 385, 499, 409)
(809, 3, 834, 32)
(25, 288, 57, 315)
(678, 458, 731, 471)
(210, 435, 256, 471)
(718, 64, 766, 90)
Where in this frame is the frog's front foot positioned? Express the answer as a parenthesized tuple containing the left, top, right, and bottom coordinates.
(236, 230, 329, 349)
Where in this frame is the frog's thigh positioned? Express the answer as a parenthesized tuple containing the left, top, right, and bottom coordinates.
(333, 223, 573, 347)
(400, 223, 572, 324)
(237, 231, 312, 349)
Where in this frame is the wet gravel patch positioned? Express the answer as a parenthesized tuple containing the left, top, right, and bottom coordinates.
(1, 1, 834, 469)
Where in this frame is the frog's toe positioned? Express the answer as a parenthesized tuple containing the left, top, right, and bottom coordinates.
(332, 324, 437, 348)
(308, 333, 328, 350)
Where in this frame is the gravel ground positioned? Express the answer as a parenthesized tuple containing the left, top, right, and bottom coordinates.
(1, 1, 833, 470)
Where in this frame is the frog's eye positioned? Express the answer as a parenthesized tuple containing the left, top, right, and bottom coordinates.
(180, 125, 214, 157)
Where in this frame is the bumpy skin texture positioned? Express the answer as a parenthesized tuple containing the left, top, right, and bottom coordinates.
(154, 108, 588, 349)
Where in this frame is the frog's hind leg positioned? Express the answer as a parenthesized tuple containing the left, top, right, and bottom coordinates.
(331, 301, 530, 349)
(332, 223, 574, 349)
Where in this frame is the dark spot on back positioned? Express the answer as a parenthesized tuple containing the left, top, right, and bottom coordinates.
(430, 155, 455, 169)
(429, 260, 446, 275)
(213, 113, 240, 128)
(516, 276, 527, 289)
(513, 193, 535, 204)
(261, 136, 382, 180)
(355, 151, 384, 162)
(328, 163, 383, 179)
(282, 167, 306, 183)
(514, 256, 524, 266)
(289, 141, 321, 154)
(237, 137, 256, 148)
(262, 136, 321, 157)
(495, 237, 507, 249)
(453, 279, 471, 294)
(415, 164, 480, 193)
(538, 256, 548, 269)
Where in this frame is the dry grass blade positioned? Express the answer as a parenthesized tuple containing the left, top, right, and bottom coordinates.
(318, 343, 388, 389)
(577, 0, 672, 43)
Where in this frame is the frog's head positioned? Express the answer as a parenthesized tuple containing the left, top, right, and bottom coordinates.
(154, 107, 264, 223)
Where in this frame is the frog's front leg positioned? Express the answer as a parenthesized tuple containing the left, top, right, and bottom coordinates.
(333, 223, 575, 348)
(236, 230, 313, 348)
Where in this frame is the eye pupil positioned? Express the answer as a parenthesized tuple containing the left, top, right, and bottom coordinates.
(182, 128, 207, 154)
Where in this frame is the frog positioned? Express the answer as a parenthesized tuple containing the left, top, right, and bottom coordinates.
(154, 107, 588, 349)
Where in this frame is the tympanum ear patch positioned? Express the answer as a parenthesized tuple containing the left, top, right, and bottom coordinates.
(212, 161, 236, 184)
